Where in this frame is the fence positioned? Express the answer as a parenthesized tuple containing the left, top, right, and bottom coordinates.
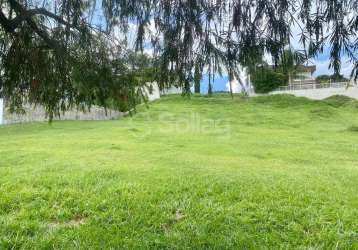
(276, 82, 350, 91)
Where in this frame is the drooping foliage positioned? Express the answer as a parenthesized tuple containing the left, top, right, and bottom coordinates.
(0, 0, 357, 119)
(277, 49, 307, 79)
(0, 0, 145, 119)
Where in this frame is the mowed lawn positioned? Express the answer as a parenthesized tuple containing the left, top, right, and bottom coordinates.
(0, 94, 358, 249)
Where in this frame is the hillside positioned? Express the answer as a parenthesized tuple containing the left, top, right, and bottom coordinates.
(0, 94, 357, 249)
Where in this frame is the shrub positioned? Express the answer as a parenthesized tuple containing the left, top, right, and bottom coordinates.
(251, 67, 287, 93)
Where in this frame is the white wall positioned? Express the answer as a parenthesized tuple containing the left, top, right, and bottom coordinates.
(226, 78, 244, 93)
(295, 72, 314, 80)
(226, 67, 252, 93)
(254, 86, 358, 100)
(143, 82, 182, 100)
(161, 86, 182, 95)
(3, 104, 124, 125)
(143, 82, 161, 101)
(0, 99, 3, 125)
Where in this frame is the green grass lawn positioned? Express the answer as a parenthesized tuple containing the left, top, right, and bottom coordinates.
(1, 94, 358, 249)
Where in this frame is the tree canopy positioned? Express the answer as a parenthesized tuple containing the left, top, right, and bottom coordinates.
(0, 0, 357, 119)
(316, 74, 349, 83)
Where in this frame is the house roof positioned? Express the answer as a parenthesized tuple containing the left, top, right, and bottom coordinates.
(296, 65, 316, 74)
(267, 64, 316, 74)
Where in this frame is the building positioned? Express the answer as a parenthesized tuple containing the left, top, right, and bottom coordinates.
(289, 65, 316, 86)
(225, 64, 318, 94)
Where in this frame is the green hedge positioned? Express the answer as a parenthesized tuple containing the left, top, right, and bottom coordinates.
(251, 67, 287, 93)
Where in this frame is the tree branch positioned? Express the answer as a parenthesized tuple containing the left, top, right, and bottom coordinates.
(0, 9, 13, 33)
(4, 0, 69, 53)
(15, 8, 75, 28)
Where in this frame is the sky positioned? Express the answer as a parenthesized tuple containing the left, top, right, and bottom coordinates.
(312, 50, 354, 78)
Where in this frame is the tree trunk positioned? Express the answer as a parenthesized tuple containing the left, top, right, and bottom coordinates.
(228, 68, 234, 98)
(194, 63, 202, 93)
(208, 82, 213, 95)
(194, 81, 200, 93)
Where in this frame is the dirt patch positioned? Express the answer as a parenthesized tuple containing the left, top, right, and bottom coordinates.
(47, 217, 86, 231)
(175, 210, 186, 221)
(161, 210, 186, 234)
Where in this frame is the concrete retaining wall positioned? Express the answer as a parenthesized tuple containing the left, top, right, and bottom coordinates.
(271, 86, 358, 100)
(143, 82, 161, 101)
(2, 104, 124, 125)
(161, 86, 182, 95)
(250, 86, 358, 100)
(0, 82, 164, 125)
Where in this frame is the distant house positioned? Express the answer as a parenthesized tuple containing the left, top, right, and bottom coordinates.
(225, 64, 318, 94)
(290, 65, 316, 86)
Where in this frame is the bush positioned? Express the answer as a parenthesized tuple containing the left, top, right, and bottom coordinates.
(251, 67, 287, 93)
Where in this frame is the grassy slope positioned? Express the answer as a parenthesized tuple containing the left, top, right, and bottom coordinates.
(0, 94, 358, 249)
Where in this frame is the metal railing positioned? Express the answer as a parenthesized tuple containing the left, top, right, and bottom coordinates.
(275, 82, 350, 92)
